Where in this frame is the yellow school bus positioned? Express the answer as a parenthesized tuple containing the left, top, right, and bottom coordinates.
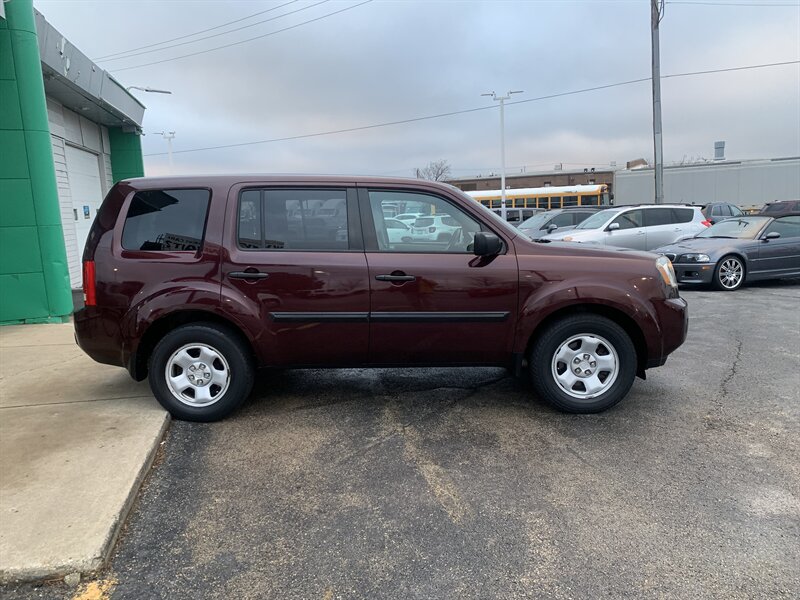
(466, 184, 610, 210)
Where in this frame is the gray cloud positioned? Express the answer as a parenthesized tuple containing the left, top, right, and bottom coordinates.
(35, 0, 800, 178)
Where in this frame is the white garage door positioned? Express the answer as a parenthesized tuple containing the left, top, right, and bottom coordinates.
(65, 145, 104, 286)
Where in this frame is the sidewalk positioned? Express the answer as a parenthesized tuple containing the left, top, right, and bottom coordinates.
(0, 323, 169, 584)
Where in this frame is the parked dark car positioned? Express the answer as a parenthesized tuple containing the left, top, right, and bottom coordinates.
(700, 202, 744, 225)
(75, 176, 688, 421)
(654, 214, 800, 290)
(518, 207, 602, 238)
(760, 200, 800, 216)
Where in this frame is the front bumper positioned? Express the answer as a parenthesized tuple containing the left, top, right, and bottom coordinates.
(672, 262, 715, 285)
(648, 296, 689, 368)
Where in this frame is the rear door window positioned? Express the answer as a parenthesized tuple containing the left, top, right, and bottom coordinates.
(122, 189, 210, 251)
(644, 208, 675, 227)
(237, 189, 349, 250)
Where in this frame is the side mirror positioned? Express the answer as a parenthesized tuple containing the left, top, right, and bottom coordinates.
(473, 232, 503, 256)
(546, 223, 558, 233)
(607, 222, 620, 231)
(763, 231, 781, 241)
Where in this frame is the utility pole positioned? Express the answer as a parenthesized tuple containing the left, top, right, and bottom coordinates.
(482, 90, 523, 220)
(651, 0, 665, 204)
(155, 131, 176, 174)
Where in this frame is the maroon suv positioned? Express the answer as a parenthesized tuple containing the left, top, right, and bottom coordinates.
(75, 176, 688, 421)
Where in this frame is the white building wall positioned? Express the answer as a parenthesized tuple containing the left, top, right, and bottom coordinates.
(46, 97, 114, 288)
(614, 158, 800, 209)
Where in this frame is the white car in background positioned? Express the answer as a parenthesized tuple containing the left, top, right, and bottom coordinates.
(394, 213, 425, 225)
(540, 205, 709, 250)
(410, 215, 461, 242)
(384, 218, 413, 243)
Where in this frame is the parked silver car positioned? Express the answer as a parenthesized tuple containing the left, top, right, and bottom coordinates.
(541, 205, 708, 251)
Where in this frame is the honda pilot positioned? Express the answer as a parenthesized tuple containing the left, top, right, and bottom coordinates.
(75, 176, 688, 421)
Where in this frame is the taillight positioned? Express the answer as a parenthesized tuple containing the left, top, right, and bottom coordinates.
(83, 260, 96, 306)
(701, 219, 712, 227)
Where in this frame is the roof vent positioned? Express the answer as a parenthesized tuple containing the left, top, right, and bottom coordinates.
(714, 141, 725, 161)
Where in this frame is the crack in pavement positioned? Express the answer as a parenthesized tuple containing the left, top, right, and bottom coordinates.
(720, 336, 743, 400)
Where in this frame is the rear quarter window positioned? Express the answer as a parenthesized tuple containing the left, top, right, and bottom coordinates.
(673, 208, 695, 223)
(121, 189, 210, 251)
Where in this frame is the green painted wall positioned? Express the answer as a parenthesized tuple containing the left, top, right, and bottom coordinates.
(0, 0, 72, 324)
(109, 128, 144, 182)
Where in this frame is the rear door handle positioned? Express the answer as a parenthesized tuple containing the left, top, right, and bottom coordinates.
(375, 274, 416, 282)
(228, 271, 269, 280)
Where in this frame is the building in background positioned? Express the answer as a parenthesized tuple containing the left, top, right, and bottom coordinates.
(447, 166, 617, 197)
(614, 156, 800, 209)
(1, 0, 145, 324)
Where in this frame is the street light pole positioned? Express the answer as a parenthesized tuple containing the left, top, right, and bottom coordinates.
(154, 131, 176, 173)
(651, 0, 665, 204)
(483, 90, 523, 220)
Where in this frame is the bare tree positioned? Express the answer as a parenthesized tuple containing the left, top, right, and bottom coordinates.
(414, 160, 452, 182)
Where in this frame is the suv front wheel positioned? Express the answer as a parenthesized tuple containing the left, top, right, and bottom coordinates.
(529, 315, 637, 413)
(148, 323, 254, 422)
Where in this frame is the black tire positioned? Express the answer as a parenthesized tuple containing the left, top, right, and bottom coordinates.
(712, 255, 745, 291)
(148, 323, 254, 422)
(529, 315, 637, 413)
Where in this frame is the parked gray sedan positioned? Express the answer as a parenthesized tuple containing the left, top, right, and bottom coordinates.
(654, 214, 800, 291)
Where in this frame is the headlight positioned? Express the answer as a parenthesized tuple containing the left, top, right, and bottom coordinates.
(656, 256, 678, 288)
(677, 253, 710, 263)
(563, 236, 573, 241)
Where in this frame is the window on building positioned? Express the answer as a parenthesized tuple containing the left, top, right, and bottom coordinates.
(122, 189, 210, 251)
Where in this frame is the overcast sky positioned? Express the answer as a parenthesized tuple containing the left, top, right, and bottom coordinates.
(35, 0, 800, 178)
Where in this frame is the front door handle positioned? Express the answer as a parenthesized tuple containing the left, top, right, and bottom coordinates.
(375, 274, 416, 282)
(228, 271, 269, 280)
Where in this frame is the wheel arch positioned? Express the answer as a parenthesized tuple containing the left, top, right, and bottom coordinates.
(523, 304, 649, 377)
(129, 310, 256, 381)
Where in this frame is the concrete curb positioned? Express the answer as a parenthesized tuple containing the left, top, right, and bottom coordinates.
(0, 413, 170, 584)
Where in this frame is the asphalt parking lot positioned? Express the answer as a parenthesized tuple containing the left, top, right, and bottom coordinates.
(5, 282, 799, 600)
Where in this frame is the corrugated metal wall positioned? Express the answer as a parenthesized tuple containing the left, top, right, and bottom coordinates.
(614, 158, 800, 208)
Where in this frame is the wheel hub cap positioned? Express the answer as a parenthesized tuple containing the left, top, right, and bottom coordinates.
(165, 343, 231, 407)
(551, 334, 620, 400)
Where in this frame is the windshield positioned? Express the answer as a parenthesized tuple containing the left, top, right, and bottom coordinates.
(575, 208, 622, 230)
(519, 211, 557, 230)
(696, 217, 770, 239)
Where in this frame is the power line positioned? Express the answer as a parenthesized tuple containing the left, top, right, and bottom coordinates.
(100, 0, 331, 63)
(143, 59, 800, 157)
(666, 1, 799, 6)
(115, 0, 374, 72)
(94, 0, 301, 61)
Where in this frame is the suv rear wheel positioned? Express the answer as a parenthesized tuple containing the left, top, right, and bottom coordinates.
(529, 315, 637, 413)
(148, 323, 254, 422)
